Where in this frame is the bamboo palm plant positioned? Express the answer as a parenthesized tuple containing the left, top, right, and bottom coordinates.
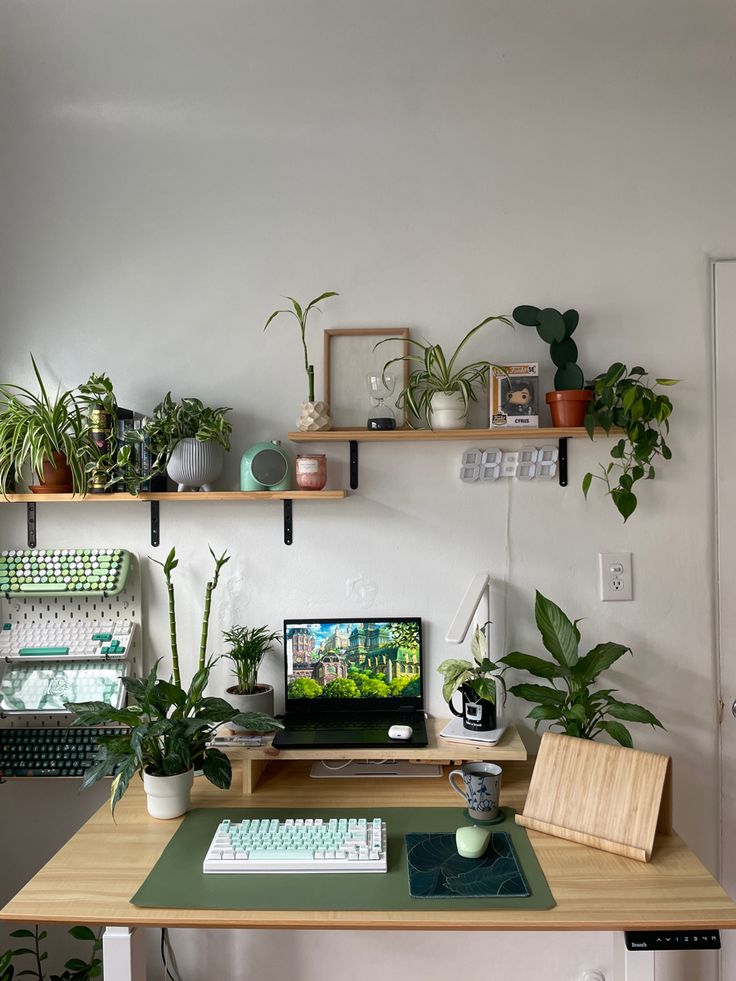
(263, 291, 338, 401)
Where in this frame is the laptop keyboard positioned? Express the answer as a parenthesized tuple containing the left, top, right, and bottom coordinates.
(287, 715, 418, 731)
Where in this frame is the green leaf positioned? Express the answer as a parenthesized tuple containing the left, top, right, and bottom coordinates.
(655, 378, 679, 386)
(201, 747, 232, 789)
(512, 305, 541, 327)
(584, 412, 596, 439)
(534, 590, 579, 666)
(582, 472, 593, 498)
(508, 683, 565, 705)
(9, 932, 34, 940)
(526, 704, 561, 724)
(611, 488, 637, 521)
(499, 652, 563, 679)
(607, 700, 664, 728)
(662, 444, 672, 460)
(597, 720, 633, 747)
(68, 926, 96, 943)
(576, 643, 631, 682)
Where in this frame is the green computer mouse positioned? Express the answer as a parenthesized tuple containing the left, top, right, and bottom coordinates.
(455, 825, 492, 859)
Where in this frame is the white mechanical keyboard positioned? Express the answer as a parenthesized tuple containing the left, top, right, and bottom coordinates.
(0, 618, 135, 660)
(203, 817, 388, 874)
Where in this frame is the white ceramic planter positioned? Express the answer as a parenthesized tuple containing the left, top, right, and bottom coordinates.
(430, 392, 468, 429)
(143, 767, 194, 819)
(226, 684, 275, 732)
(167, 438, 224, 491)
(297, 401, 331, 432)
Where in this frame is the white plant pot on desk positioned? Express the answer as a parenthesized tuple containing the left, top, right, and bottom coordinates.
(143, 767, 194, 819)
(430, 392, 468, 430)
(226, 684, 275, 733)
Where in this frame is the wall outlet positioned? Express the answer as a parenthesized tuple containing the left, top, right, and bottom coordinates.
(598, 551, 633, 601)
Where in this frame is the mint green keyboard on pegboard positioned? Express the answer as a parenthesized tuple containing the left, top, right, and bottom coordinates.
(0, 548, 131, 596)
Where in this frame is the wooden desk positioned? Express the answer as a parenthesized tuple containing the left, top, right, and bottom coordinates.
(2, 760, 735, 981)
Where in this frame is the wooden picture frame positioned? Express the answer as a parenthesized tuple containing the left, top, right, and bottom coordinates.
(323, 328, 411, 428)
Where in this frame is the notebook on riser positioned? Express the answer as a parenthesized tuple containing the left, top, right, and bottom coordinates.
(272, 618, 428, 749)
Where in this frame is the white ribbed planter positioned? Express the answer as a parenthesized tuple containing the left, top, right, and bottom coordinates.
(430, 392, 468, 429)
(143, 767, 194, 819)
(226, 684, 275, 733)
(167, 438, 224, 491)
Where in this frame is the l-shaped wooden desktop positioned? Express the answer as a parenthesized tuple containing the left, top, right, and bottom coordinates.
(2, 724, 735, 981)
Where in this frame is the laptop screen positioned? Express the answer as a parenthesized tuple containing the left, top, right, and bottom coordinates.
(283, 618, 423, 712)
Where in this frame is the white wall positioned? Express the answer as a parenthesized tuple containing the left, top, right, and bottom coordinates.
(2, 1, 735, 978)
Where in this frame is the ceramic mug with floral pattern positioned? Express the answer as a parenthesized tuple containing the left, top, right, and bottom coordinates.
(448, 761, 502, 820)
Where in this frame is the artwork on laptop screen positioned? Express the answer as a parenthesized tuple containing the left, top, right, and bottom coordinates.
(285, 619, 421, 700)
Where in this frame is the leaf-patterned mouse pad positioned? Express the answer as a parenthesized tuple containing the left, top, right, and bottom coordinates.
(406, 832, 530, 899)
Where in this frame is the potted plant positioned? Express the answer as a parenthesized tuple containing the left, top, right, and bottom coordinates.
(66, 547, 281, 819)
(437, 625, 505, 731)
(512, 304, 592, 427)
(120, 393, 233, 492)
(0, 356, 92, 496)
(378, 315, 512, 430)
(263, 290, 338, 432)
(583, 363, 678, 522)
(1, 924, 102, 981)
(222, 624, 281, 729)
(499, 590, 664, 746)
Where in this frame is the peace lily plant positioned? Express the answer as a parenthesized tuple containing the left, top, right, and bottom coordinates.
(66, 547, 281, 818)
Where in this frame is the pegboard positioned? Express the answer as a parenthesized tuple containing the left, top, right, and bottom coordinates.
(0, 551, 142, 730)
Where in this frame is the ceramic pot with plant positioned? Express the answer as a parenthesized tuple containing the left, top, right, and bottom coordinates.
(119, 394, 232, 493)
(500, 590, 665, 746)
(222, 624, 281, 730)
(377, 315, 512, 430)
(582, 363, 678, 522)
(437, 625, 505, 731)
(512, 305, 592, 427)
(66, 547, 282, 818)
(0, 355, 92, 496)
(263, 290, 338, 432)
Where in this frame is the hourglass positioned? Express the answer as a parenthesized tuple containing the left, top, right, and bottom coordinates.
(366, 371, 397, 430)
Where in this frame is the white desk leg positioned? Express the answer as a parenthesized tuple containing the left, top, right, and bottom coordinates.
(102, 926, 146, 981)
(614, 933, 656, 981)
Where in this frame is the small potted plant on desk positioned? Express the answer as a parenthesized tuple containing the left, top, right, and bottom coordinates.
(512, 304, 592, 427)
(437, 626, 505, 731)
(222, 624, 281, 730)
(377, 315, 512, 430)
(500, 590, 665, 745)
(0, 355, 92, 495)
(66, 548, 281, 819)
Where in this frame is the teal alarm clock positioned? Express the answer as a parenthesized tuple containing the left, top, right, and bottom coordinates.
(240, 440, 292, 491)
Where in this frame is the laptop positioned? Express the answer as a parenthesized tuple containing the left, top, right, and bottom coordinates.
(271, 617, 428, 749)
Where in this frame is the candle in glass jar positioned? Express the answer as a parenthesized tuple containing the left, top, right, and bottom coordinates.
(295, 454, 327, 490)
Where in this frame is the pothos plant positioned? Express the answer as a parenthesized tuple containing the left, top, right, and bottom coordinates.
(377, 315, 512, 428)
(66, 547, 281, 815)
(499, 590, 664, 747)
(437, 625, 505, 708)
(263, 291, 339, 402)
(583, 363, 678, 521)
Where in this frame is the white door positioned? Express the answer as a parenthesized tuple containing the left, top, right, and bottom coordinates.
(714, 258, 736, 980)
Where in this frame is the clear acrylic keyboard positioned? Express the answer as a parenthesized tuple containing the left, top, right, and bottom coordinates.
(0, 661, 128, 712)
(203, 817, 388, 874)
(0, 618, 135, 660)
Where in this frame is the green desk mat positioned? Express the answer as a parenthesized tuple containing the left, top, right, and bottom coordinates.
(131, 806, 555, 912)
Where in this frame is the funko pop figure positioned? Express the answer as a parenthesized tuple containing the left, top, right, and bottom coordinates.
(502, 380, 535, 416)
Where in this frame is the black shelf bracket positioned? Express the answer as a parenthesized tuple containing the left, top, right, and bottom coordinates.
(26, 503, 37, 549)
(558, 437, 568, 487)
(150, 501, 160, 547)
(283, 499, 293, 545)
(349, 440, 359, 490)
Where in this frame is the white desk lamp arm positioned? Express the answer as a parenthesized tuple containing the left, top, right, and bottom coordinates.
(445, 573, 491, 646)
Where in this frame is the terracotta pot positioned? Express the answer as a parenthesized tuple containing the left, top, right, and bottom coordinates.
(28, 451, 74, 493)
(545, 389, 593, 427)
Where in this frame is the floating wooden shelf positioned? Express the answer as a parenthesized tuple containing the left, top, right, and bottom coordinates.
(287, 426, 615, 490)
(0, 490, 346, 548)
(224, 718, 527, 794)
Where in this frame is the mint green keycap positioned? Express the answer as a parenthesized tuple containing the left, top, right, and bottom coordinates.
(19, 583, 68, 592)
(20, 647, 69, 656)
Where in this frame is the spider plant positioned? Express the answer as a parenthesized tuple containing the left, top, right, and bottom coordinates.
(0, 355, 91, 495)
(377, 315, 513, 428)
(263, 291, 339, 401)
